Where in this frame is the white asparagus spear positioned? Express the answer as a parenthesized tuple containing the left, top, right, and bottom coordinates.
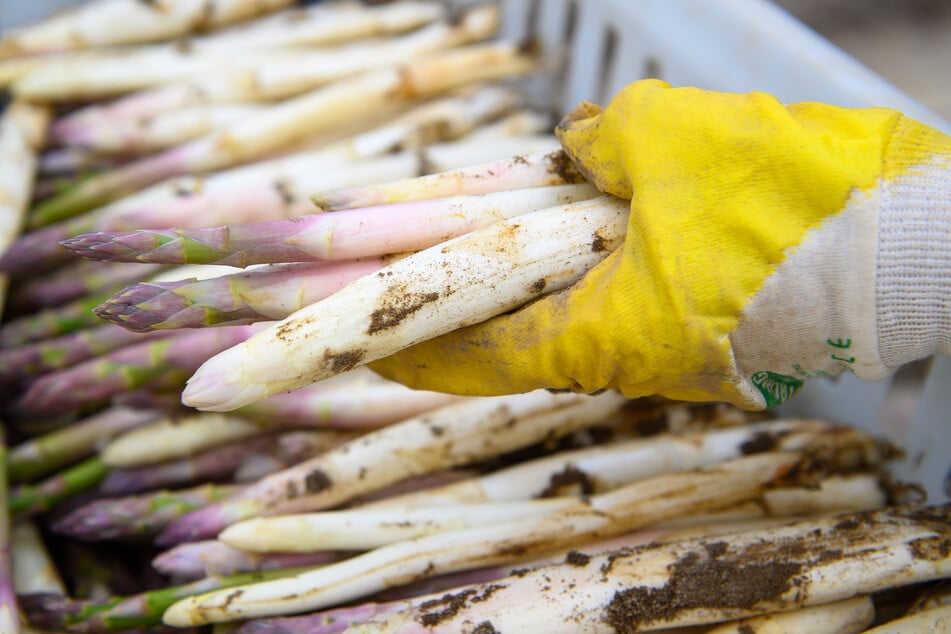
(13, 12, 504, 103)
(422, 133, 564, 172)
(100, 413, 269, 468)
(339, 504, 951, 634)
(0, 101, 50, 256)
(217, 470, 891, 555)
(183, 195, 628, 411)
(51, 6, 498, 138)
(361, 419, 886, 508)
(221, 499, 580, 553)
(862, 603, 951, 633)
(28, 42, 534, 228)
(0, 0, 295, 58)
(156, 390, 629, 545)
(10, 521, 65, 596)
(192, 1, 444, 51)
(162, 451, 808, 625)
(704, 596, 874, 634)
(67, 103, 267, 156)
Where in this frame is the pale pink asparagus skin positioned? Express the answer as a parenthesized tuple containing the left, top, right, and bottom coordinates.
(311, 150, 586, 211)
(152, 540, 342, 579)
(235, 378, 460, 430)
(99, 435, 282, 496)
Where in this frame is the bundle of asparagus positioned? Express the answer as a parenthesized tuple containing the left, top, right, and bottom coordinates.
(0, 1, 948, 633)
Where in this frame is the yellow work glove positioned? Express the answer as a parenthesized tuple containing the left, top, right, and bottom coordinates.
(373, 79, 951, 409)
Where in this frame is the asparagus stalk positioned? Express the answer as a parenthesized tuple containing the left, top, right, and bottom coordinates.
(0, 291, 122, 348)
(7, 407, 163, 483)
(52, 7, 498, 147)
(8, 457, 110, 517)
(15, 325, 261, 417)
(19, 566, 315, 633)
(28, 42, 534, 227)
(12, 523, 67, 621)
(94, 260, 391, 331)
(0, 326, 174, 387)
(162, 451, 812, 625)
(50, 484, 241, 542)
(233, 369, 461, 431)
(98, 434, 283, 496)
(864, 603, 951, 633)
(332, 503, 951, 634)
(0, 425, 17, 634)
(310, 150, 587, 211)
(67, 184, 598, 267)
(157, 391, 629, 545)
(423, 134, 563, 173)
(356, 420, 893, 508)
(9, 261, 166, 312)
(704, 596, 874, 634)
(64, 103, 267, 157)
(152, 541, 341, 580)
(3, 152, 420, 277)
(101, 413, 270, 468)
(0, 0, 295, 59)
(184, 195, 627, 411)
(222, 499, 580, 553)
(0, 101, 49, 257)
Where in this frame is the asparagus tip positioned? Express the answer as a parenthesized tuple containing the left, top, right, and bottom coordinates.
(94, 282, 183, 332)
(60, 230, 158, 262)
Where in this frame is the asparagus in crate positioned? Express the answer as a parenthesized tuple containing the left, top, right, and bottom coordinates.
(28, 42, 535, 227)
(177, 194, 626, 411)
(161, 451, 826, 625)
(0, 0, 295, 58)
(49, 5, 499, 149)
(158, 391, 629, 544)
(319, 504, 951, 634)
(1, 84, 520, 276)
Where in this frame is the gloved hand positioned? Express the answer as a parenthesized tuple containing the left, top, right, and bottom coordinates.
(372, 79, 951, 409)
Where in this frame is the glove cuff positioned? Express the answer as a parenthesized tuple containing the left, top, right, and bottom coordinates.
(877, 117, 951, 367)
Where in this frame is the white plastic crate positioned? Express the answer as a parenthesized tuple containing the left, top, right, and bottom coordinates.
(2, 0, 948, 502)
(480, 0, 951, 503)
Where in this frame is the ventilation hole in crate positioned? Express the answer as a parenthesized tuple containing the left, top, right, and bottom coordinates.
(642, 55, 663, 80)
(525, 0, 541, 40)
(563, 1, 579, 44)
(597, 26, 619, 104)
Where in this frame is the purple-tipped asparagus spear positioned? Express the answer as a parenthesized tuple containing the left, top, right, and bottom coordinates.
(14, 325, 259, 417)
(94, 260, 387, 331)
(62, 184, 597, 266)
(98, 434, 282, 496)
(0, 326, 173, 387)
(7, 406, 162, 483)
(152, 540, 342, 579)
(51, 483, 241, 542)
(8, 260, 165, 312)
(0, 290, 124, 347)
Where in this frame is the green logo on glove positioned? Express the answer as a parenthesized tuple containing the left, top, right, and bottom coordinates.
(751, 371, 804, 408)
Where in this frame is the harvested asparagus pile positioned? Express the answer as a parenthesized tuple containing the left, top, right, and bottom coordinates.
(0, 1, 948, 632)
